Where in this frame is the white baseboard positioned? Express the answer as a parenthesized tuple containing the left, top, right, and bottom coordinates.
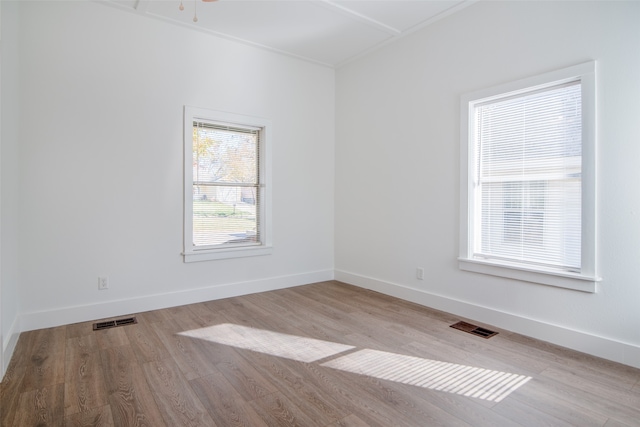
(335, 269, 640, 370)
(2, 315, 20, 378)
(19, 269, 334, 333)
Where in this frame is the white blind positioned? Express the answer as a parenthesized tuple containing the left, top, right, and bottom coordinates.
(474, 80, 582, 271)
(192, 121, 261, 248)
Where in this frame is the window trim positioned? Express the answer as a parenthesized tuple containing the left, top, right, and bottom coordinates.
(183, 106, 273, 262)
(458, 62, 600, 292)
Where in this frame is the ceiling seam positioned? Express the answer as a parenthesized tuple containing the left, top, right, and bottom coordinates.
(313, 0, 402, 36)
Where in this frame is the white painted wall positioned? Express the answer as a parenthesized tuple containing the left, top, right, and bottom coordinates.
(1, 1, 22, 373)
(335, 1, 640, 368)
(3, 0, 334, 343)
(0, 0, 3, 374)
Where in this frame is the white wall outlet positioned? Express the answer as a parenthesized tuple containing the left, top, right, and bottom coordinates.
(416, 267, 424, 280)
(98, 276, 109, 290)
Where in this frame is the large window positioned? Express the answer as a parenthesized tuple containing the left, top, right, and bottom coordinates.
(183, 106, 272, 262)
(459, 62, 599, 291)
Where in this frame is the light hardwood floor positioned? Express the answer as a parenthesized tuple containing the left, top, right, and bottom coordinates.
(1, 281, 639, 426)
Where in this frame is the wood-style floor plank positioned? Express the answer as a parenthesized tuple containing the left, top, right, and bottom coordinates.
(215, 353, 279, 402)
(540, 365, 640, 407)
(329, 413, 373, 427)
(141, 358, 216, 427)
(135, 308, 172, 325)
(310, 349, 477, 427)
(100, 345, 167, 427)
(63, 405, 114, 427)
(21, 327, 66, 391)
(248, 390, 323, 427)
(64, 334, 109, 417)
(2, 280, 640, 426)
(12, 383, 65, 427)
(153, 318, 219, 381)
(95, 325, 130, 350)
(0, 365, 26, 427)
(184, 301, 229, 326)
(328, 368, 472, 427)
(237, 348, 350, 425)
(605, 418, 640, 427)
(506, 379, 607, 427)
(124, 321, 171, 364)
(491, 394, 578, 427)
(189, 370, 269, 427)
(65, 321, 94, 340)
(515, 373, 640, 426)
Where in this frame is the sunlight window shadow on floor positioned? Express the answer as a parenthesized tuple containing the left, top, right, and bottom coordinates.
(178, 323, 355, 363)
(179, 323, 531, 402)
(321, 348, 531, 402)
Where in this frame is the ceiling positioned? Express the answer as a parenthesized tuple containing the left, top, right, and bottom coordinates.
(105, 0, 475, 68)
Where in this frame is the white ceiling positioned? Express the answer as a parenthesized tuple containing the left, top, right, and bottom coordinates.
(105, 0, 475, 68)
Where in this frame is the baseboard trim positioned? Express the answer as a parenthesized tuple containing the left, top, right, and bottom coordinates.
(2, 315, 20, 379)
(19, 269, 334, 333)
(335, 269, 640, 369)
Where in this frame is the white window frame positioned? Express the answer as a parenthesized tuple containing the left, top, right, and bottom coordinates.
(459, 62, 600, 292)
(183, 106, 272, 262)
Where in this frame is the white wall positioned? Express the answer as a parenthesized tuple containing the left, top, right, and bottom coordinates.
(4, 0, 334, 342)
(1, 1, 22, 373)
(335, 1, 640, 368)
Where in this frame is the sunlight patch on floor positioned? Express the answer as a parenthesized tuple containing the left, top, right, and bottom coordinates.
(321, 349, 531, 402)
(179, 323, 355, 363)
(180, 323, 531, 401)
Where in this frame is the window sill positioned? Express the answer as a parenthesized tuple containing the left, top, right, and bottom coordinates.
(184, 246, 273, 263)
(458, 258, 600, 293)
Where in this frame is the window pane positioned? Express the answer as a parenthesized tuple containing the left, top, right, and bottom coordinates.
(192, 185, 259, 247)
(193, 123, 258, 185)
(476, 82, 582, 182)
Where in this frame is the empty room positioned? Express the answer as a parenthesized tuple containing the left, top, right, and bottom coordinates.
(1, 0, 639, 425)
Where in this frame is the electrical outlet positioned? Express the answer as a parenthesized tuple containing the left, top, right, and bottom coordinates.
(98, 276, 109, 290)
(416, 267, 424, 280)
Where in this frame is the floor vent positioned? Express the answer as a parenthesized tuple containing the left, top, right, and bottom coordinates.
(93, 317, 137, 331)
(450, 321, 498, 339)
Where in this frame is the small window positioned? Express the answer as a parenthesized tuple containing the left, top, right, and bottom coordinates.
(459, 62, 599, 291)
(183, 106, 272, 262)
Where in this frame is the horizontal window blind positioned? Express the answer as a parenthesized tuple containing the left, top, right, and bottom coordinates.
(192, 121, 261, 248)
(474, 80, 582, 271)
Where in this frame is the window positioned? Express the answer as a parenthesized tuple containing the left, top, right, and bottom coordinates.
(183, 106, 272, 262)
(459, 62, 599, 291)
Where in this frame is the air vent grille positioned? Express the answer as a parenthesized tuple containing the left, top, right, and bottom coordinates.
(450, 321, 498, 339)
(93, 317, 137, 331)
